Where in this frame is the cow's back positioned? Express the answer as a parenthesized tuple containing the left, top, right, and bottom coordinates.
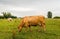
(22, 16, 45, 26)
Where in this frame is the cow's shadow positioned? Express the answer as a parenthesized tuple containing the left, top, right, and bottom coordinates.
(18, 30, 60, 36)
(39, 30, 60, 36)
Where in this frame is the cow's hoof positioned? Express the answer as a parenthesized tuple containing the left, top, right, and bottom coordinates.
(38, 30, 41, 32)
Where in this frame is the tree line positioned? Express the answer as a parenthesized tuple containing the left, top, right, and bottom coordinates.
(0, 12, 17, 19)
(0, 11, 60, 19)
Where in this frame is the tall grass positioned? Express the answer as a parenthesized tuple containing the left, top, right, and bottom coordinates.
(0, 18, 60, 39)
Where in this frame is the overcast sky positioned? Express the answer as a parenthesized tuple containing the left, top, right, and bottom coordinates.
(0, 0, 60, 17)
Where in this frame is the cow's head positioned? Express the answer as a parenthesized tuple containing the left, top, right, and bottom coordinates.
(18, 24, 23, 32)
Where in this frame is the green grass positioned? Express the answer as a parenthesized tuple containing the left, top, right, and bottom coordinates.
(0, 18, 60, 39)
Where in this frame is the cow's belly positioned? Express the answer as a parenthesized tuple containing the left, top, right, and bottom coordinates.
(28, 21, 40, 26)
(30, 24, 38, 26)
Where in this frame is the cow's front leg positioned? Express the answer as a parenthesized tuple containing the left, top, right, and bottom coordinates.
(25, 23, 29, 32)
(29, 25, 32, 32)
(25, 26, 29, 32)
(41, 22, 46, 31)
(25, 24, 32, 32)
(38, 23, 41, 32)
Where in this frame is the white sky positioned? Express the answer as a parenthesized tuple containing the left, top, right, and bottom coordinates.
(0, 0, 60, 17)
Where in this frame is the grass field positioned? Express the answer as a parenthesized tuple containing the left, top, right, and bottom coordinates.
(0, 18, 60, 39)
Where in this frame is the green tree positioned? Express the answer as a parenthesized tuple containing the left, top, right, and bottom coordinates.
(2, 12, 12, 18)
(47, 11, 52, 18)
(1, 12, 17, 18)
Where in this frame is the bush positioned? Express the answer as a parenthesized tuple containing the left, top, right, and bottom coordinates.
(53, 16, 60, 19)
(11, 16, 17, 18)
(2, 12, 17, 19)
(0, 16, 4, 19)
(0, 15, 17, 19)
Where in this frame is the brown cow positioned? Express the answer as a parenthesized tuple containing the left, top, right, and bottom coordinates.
(18, 16, 46, 32)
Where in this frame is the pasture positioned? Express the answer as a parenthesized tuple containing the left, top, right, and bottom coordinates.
(0, 18, 60, 39)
